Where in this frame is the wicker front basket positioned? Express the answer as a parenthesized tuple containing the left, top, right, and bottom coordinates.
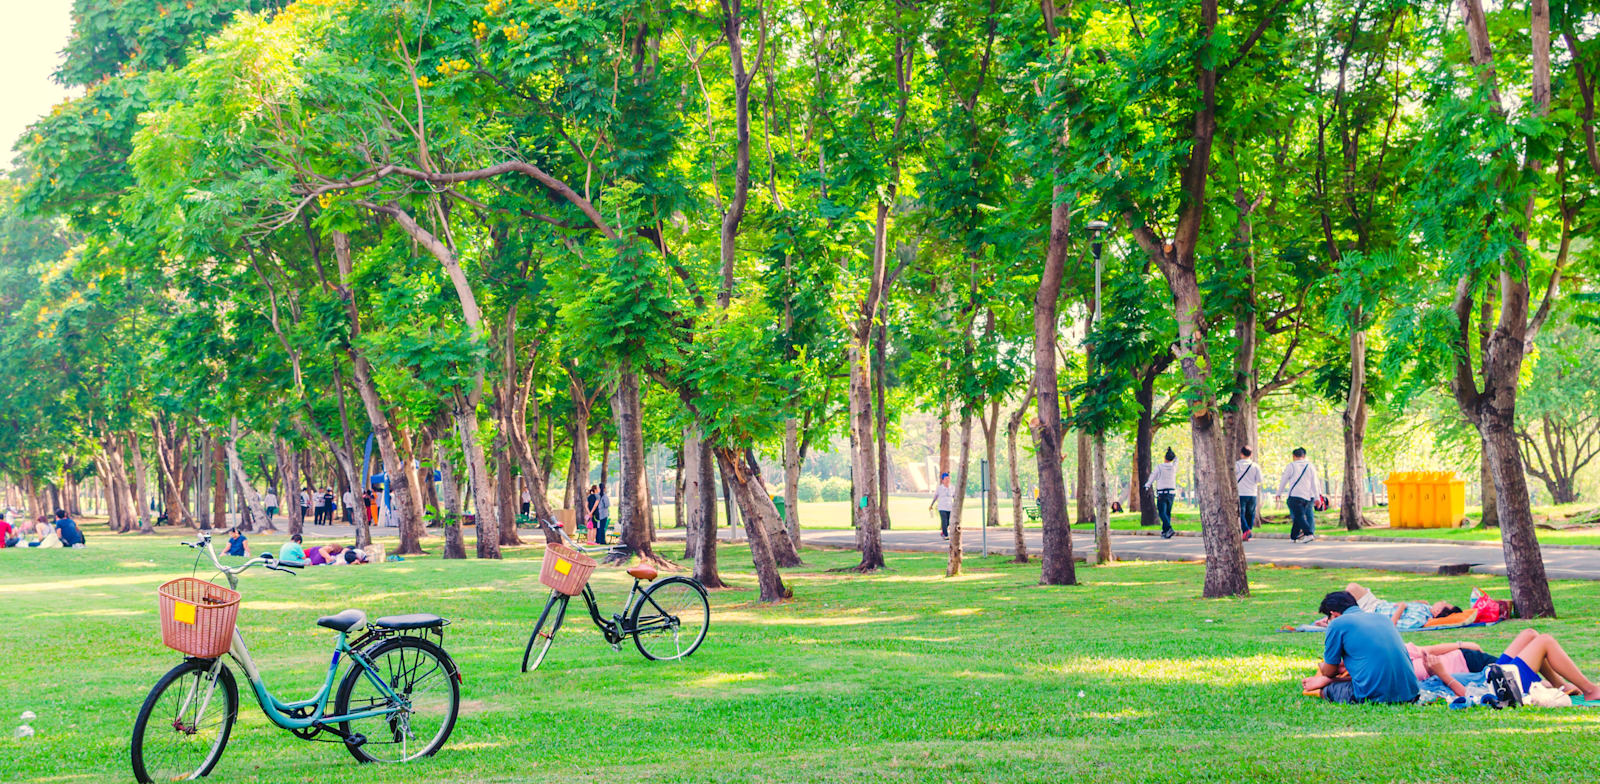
(157, 578, 241, 658)
(539, 543, 597, 596)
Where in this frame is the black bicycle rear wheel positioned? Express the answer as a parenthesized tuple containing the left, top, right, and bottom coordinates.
(631, 576, 709, 661)
(522, 592, 569, 672)
(131, 658, 238, 783)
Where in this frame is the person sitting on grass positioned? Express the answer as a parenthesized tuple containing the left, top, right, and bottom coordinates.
(1300, 590, 1419, 704)
(25, 520, 61, 549)
(225, 528, 249, 557)
(278, 534, 306, 565)
(1309, 581, 1460, 631)
(52, 510, 85, 548)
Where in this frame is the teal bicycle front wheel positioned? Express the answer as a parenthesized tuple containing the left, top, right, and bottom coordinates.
(131, 658, 238, 783)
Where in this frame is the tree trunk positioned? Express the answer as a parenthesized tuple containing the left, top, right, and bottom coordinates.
(875, 318, 892, 530)
(848, 336, 885, 570)
(151, 416, 189, 527)
(328, 364, 367, 547)
(714, 447, 789, 602)
(683, 425, 725, 587)
(1134, 371, 1158, 527)
(1153, 258, 1250, 597)
(277, 439, 303, 537)
(211, 434, 228, 531)
(1479, 440, 1499, 527)
(946, 408, 974, 577)
(1034, 178, 1077, 587)
(225, 420, 270, 533)
(1092, 432, 1112, 564)
(611, 364, 669, 565)
(435, 441, 468, 559)
(782, 417, 802, 544)
(455, 398, 500, 559)
(938, 402, 951, 480)
(674, 451, 685, 529)
(743, 449, 803, 567)
(1075, 430, 1092, 526)
(128, 431, 153, 530)
(332, 232, 422, 553)
(1006, 379, 1035, 564)
(1341, 326, 1376, 530)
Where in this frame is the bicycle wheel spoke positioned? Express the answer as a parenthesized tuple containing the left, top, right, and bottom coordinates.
(338, 640, 457, 763)
(134, 664, 234, 784)
(633, 580, 709, 662)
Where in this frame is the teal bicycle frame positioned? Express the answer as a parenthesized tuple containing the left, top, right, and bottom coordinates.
(223, 625, 405, 730)
(186, 536, 407, 733)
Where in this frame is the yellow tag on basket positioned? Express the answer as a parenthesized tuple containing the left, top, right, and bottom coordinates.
(174, 601, 198, 625)
(554, 558, 572, 575)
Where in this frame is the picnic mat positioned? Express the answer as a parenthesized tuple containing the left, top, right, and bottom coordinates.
(1280, 619, 1503, 633)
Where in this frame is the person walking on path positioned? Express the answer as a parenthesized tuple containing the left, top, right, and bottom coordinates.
(299, 487, 312, 525)
(1145, 448, 1179, 539)
(931, 473, 954, 541)
(319, 487, 336, 526)
(1279, 447, 1323, 543)
(594, 483, 611, 545)
(342, 489, 355, 524)
(1235, 446, 1263, 541)
(584, 484, 599, 543)
(263, 491, 278, 522)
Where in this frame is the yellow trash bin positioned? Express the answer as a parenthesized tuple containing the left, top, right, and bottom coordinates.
(1417, 475, 1437, 527)
(1383, 473, 1404, 526)
(1398, 472, 1419, 527)
(1445, 474, 1466, 527)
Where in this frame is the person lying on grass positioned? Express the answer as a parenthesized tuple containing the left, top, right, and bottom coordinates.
(303, 543, 343, 566)
(1301, 591, 1420, 705)
(1443, 629, 1600, 701)
(1307, 581, 1460, 631)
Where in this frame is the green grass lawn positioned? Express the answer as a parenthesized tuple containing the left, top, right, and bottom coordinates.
(6, 524, 1600, 783)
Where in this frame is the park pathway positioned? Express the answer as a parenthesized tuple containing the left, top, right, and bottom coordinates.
(667, 526, 1600, 582)
(258, 518, 1600, 581)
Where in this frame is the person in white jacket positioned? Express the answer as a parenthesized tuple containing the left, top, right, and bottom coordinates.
(1235, 446, 1263, 541)
(930, 473, 954, 540)
(1278, 447, 1323, 542)
(1145, 448, 1179, 538)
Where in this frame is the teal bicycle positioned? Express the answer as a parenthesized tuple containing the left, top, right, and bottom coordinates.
(131, 532, 461, 782)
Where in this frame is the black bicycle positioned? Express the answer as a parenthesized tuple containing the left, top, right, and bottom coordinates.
(521, 520, 710, 672)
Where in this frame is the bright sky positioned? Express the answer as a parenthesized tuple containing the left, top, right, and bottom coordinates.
(0, 3, 77, 171)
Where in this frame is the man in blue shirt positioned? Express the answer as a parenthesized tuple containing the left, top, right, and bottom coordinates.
(53, 510, 85, 548)
(1313, 591, 1418, 704)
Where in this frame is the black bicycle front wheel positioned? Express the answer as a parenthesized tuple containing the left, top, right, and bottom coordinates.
(522, 592, 569, 673)
(131, 658, 238, 783)
(335, 636, 460, 763)
(631, 576, 709, 662)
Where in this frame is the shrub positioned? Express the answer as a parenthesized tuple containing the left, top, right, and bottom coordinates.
(798, 476, 823, 502)
(820, 476, 851, 502)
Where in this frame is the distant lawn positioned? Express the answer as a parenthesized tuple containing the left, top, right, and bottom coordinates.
(6, 522, 1600, 783)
